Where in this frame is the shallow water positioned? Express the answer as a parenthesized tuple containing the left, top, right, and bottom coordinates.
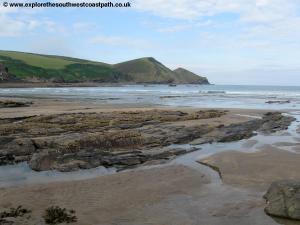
(1, 84, 300, 110)
(170, 111, 300, 182)
(0, 163, 115, 187)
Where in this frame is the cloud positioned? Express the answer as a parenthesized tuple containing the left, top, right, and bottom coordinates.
(28, 37, 74, 56)
(0, 4, 25, 37)
(134, 0, 299, 22)
(157, 24, 191, 33)
(134, 0, 300, 51)
(159, 22, 212, 33)
(137, 0, 300, 62)
(90, 35, 151, 48)
(73, 22, 95, 31)
(0, 14, 64, 37)
(0, 2, 62, 37)
(134, 0, 216, 20)
(0, 14, 38, 37)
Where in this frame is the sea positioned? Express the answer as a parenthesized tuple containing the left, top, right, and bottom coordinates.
(1, 84, 300, 110)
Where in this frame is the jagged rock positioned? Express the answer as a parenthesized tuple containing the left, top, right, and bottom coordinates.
(215, 112, 294, 143)
(0, 63, 10, 81)
(217, 119, 261, 142)
(260, 112, 295, 133)
(5, 138, 36, 156)
(0, 136, 15, 145)
(100, 154, 143, 168)
(54, 160, 89, 172)
(166, 125, 214, 144)
(29, 151, 56, 171)
(264, 180, 300, 220)
(0, 110, 295, 172)
(0, 100, 32, 108)
(0, 154, 15, 166)
(14, 155, 31, 163)
(266, 100, 290, 104)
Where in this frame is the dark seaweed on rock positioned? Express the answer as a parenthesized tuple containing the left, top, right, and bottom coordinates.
(0, 206, 31, 225)
(0, 206, 31, 219)
(0, 110, 294, 172)
(43, 206, 77, 224)
(0, 100, 32, 108)
(216, 112, 295, 143)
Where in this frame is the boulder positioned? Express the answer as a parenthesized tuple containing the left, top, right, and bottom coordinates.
(264, 180, 300, 220)
(29, 151, 56, 171)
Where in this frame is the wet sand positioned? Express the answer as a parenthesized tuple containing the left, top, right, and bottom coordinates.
(0, 165, 281, 225)
(200, 146, 300, 191)
(0, 96, 269, 120)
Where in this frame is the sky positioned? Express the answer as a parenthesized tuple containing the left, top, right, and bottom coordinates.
(0, 0, 300, 85)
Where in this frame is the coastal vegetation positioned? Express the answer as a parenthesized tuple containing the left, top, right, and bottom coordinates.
(0, 50, 209, 84)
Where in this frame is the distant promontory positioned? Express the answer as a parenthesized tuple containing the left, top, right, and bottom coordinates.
(0, 50, 210, 85)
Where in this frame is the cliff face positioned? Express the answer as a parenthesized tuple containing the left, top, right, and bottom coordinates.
(173, 68, 210, 84)
(0, 63, 19, 82)
(0, 63, 11, 81)
(114, 57, 210, 84)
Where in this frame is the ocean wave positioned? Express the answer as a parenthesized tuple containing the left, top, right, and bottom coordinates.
(199, 91, 226, 94)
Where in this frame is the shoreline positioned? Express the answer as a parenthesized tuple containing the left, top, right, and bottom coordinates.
(0, 96, 280, 118)
(0, 82, 213, 88)
(0, 98, 300, 224)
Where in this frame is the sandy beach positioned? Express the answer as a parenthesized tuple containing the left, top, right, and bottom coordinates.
(0, 95, 300, 225)
(0, 96, 272, 119)
(0, 165, 280, 225)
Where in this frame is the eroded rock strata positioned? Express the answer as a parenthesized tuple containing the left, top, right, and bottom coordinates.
(0, 110, 294, 172)
(0, 100, 32, 108)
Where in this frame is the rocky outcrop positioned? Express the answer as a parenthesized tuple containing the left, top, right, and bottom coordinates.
(0, 63, 17, 82)
(259, 112, 295, 133)
(29, 150, 56, 171)
(197, 112, 295, 143)
(266, 100, 290, 104)
(0, 110, 295, 172)
(264, 180, 300, 220)
(0, 63, 9, 81)
(0, 100, 32, 108)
